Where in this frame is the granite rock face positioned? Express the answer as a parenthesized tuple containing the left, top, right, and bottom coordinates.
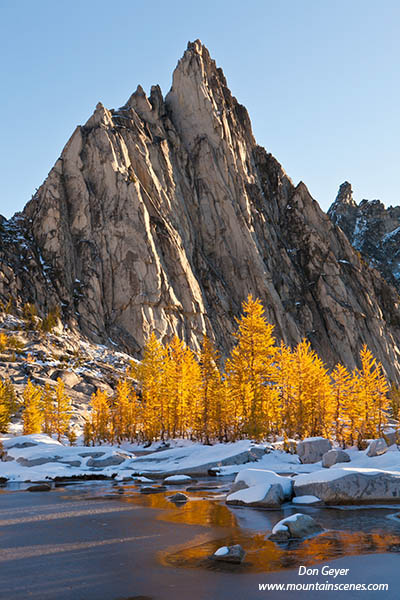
(2, 41, 400, 379)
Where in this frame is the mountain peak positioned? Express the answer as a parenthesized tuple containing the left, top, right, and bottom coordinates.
(335, 181, 356, 206)
(4, 42, 400, 384)
(166, 40, 254, 151)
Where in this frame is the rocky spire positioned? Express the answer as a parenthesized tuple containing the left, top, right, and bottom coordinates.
(328, 181, 359, 240)
(335, 181, 356, 206)
(2, 42, 400, 383)
(165, 39, 255, 152)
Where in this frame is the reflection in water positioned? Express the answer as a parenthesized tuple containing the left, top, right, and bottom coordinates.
(125, 492, 238, 528)
(52, 480, 400, 574)
(159, 530, 400, 573)
(121, 486, 400, 573)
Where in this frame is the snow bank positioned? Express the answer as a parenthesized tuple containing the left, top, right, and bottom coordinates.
(129, 440, 265, 476)
(294, 466, 400, 487)
(233, 468, 293, 497)
(0, 434, 134, 482)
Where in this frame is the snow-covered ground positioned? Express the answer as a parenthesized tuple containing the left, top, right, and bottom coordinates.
(1, 433, 400, 492)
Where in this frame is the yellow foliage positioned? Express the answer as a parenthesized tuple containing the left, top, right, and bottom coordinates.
(22, 379, 42, 434)
(13, 297, 392, 447)
(226, 295, 278, 440)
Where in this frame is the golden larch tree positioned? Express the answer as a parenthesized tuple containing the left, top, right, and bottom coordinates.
(112, 378, 140, 442)
(352, 346, 389, 445)
(0, 378, 18, 432)
(197, 336, 223, 443)
(225, 295, 278, 440)
(22, 379, 43, 434)
(135, 333, 167, 441)
(89, 389, 111, 444)
(330, 363, 353, 447)
(53, 378, 71, 441)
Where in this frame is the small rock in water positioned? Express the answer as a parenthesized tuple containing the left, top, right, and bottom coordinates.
(211, 544, 245, 564)
(268, 513, 323, 541)
(169, 492, 188, 503)
(140, 485, 167, 494)
(26, 483, 52, 492)
(163, 474, 193, 485)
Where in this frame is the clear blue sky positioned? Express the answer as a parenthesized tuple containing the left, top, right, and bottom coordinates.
(1, 0, 399, 218)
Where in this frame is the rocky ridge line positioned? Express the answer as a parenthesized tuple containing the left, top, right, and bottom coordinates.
(328, 181, 400, 292)
(1, 41, 400, 380)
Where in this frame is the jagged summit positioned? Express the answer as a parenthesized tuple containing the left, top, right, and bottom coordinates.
(335, 182, 356, 206)
(1, 43, 400, 380)
(328, 183, 400, 294)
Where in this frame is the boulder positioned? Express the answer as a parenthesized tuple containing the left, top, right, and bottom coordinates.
(73, 381, 96, 395)
(227, 483, 284, 508)
(211, 544, 245, 564)
(297, 437, 332, 464)
(78, 451, 106, 458)
(59, 460, 81, 468)
(131, 443, 268, 477)
(294, 468, 400, 504)
(7, 441, 37, 449)
(26, 483, 52, 492)
(51, 370, 81, 388)
(268, 513, 323, 541)
(169, 492, 189, 503)
(163, 475, 192, 485)
(322, 449, 350, 468)
(383, 430, 398, 447)
(86, 453, 128, 467)
(228, 469, 293, 498)
(17, 456, 61, 467)
(227, 479, 249, 495)
(367, 438, 388, 457)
